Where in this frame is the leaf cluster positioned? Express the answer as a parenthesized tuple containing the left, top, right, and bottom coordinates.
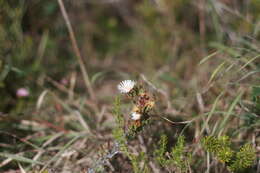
(154, 135, 191, 172)
(202, 136, 256, 172)
(112, 97, 149, 173)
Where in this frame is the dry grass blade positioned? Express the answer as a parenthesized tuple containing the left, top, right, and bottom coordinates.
(160, 116, 193, 124)
(0, 158, 12, 168)
(74, 110, 92, 134)
(0, 131, 41, 150)
(237, 54, 260, 72)
(208, 61, 226, 84)
(39, 134, 83, 172)
(18, 163, 26, 173)
(57, 0, 95, 100)
(200, 92, 224, 135)
(36, 90, 49, 110)
(233, 70, 260, 83)
(199, 51, 220, 65)
(206, 152, 210, 173)
(218, 91, 244, 136)
(31, 133, 64, 168)
(0, 153, 44, 166)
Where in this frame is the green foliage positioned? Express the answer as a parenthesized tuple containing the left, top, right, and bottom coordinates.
(249, 0, 260, 22)
(0, 0, 34, 70)
(202, 136, 256, 172)
(0, 0, 35, 112)
(229, 144, 256, 172)
(154, 134, 168, 166)
(112, 97, 149, 173)
(112, 96, 128, 153)
(202, 136, 233, 163)
(169, 135, 191, 171)
(112, 96, 124, 129)
(130, 152, 150, 173)
(252, 86, 260, 114)
(154, 135, 191, 172)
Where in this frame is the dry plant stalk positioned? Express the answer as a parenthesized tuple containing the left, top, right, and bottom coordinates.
(57, 0, 95, 100)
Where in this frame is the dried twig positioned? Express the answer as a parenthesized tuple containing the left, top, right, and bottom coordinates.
(57, 0, 95, 100)
(160, 116, 193, 125)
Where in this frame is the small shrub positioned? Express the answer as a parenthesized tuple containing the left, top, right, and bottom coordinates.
(154, 135, 191, 172)
(202, 136, 256, 172)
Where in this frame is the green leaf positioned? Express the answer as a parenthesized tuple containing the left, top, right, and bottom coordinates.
(217, 91, 244, 135)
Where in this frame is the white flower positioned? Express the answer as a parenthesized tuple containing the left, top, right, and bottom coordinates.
(117, 80, 136, 93)
(130, 112, 141, 120)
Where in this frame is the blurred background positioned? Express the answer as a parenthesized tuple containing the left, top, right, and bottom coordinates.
(0, 0, 259, 172)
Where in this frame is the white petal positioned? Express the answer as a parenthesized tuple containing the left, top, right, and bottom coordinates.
(130, 112, 141, 120)
(117, 80, 136, 93)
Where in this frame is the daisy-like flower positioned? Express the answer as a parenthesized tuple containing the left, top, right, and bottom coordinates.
(117, 80, 136, 94)
(130, 112, 141, 120)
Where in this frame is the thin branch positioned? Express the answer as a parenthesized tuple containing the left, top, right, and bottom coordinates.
(57, 0, 95, 100)
(160, 116, 193, 124)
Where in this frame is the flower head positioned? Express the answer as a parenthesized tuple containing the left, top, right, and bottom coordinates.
(130, 112, 141, 120)
(117, 80, 136, 94)
(16, 88, 29, 98)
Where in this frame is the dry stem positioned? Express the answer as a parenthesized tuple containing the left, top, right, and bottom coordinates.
(57, 0, 95, 100)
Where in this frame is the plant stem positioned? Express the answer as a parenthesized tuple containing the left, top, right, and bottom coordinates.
(57, 0, 95, 100)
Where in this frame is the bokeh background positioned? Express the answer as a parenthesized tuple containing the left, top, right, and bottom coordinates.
(0, 0, 259, 172)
